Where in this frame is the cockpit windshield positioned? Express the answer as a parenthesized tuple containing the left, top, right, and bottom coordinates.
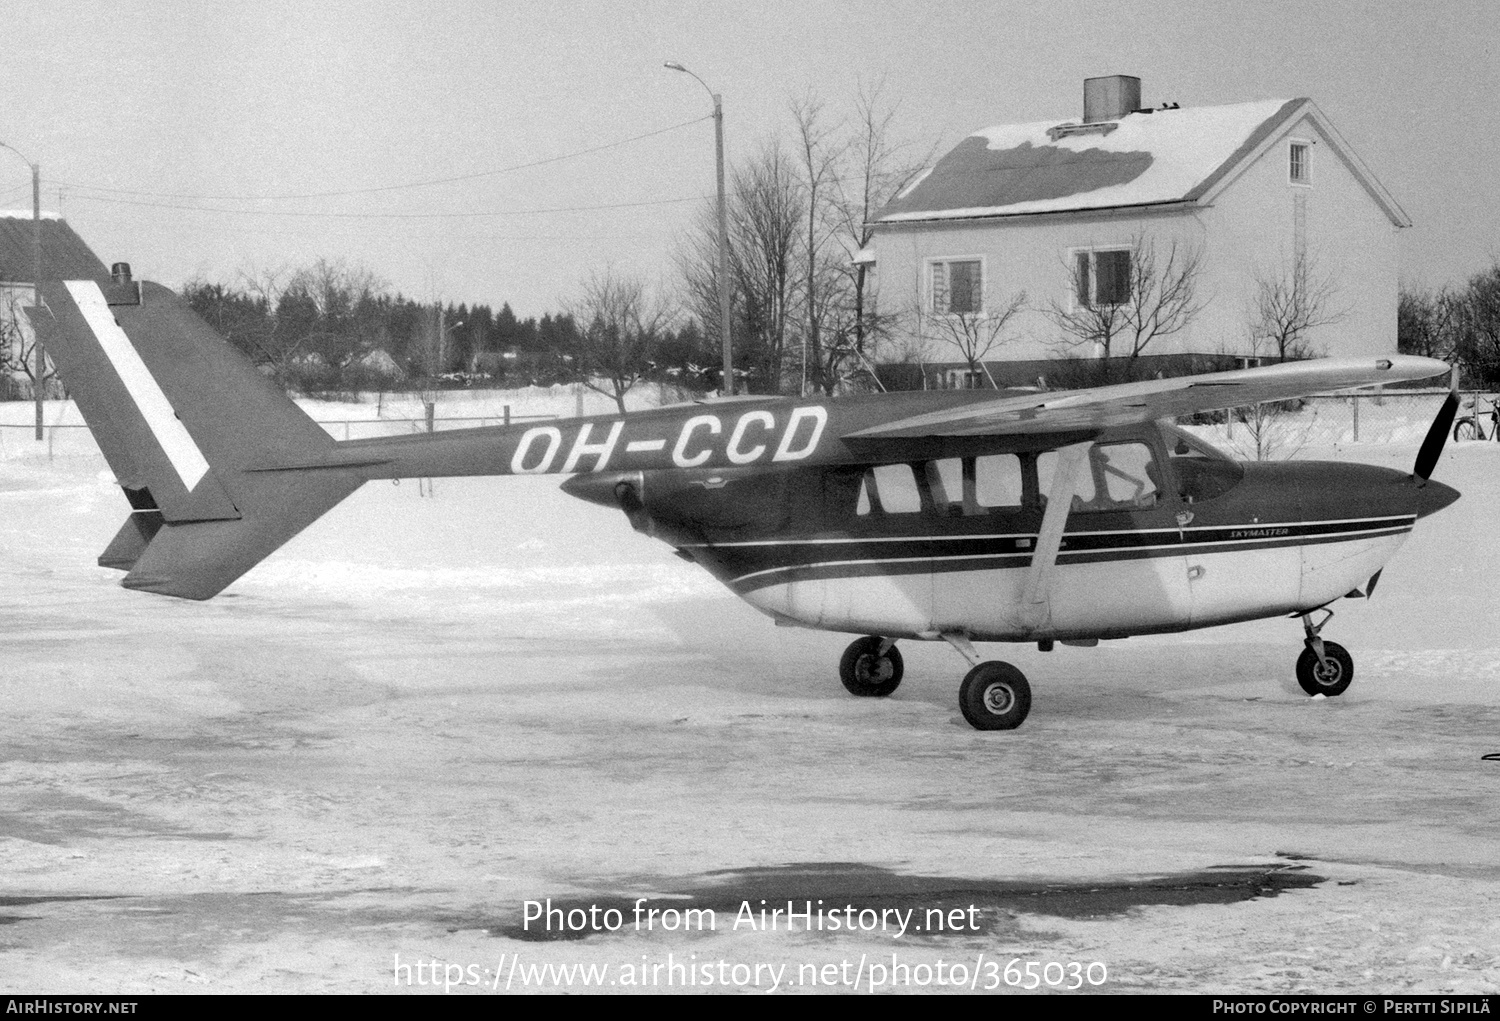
(1160, 423, 1245, 503)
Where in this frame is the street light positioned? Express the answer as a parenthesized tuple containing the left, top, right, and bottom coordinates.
(0, 140, 42, 440)
(665, 61, 734, 396)
(439, 315, 465, 376)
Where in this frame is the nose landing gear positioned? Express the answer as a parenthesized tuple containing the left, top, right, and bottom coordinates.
(1296, 609, 1353, 697)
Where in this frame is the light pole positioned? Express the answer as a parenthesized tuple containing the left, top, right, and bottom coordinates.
(665, 61, 734, 396)
(441, 317, 465, 375)
(0, 141, 42, 439)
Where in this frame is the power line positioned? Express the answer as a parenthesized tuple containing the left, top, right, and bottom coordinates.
(68, 192, 703, 219)
(57, 115, 711, 203)
(76, 215, 666, 243)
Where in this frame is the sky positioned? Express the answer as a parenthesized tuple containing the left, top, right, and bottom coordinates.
(0, 0, 1495, 317)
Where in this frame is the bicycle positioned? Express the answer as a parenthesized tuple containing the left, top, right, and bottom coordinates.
(1452, 393, 1500, 442)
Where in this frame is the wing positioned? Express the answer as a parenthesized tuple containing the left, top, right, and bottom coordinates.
(843, 356, 1450, 440)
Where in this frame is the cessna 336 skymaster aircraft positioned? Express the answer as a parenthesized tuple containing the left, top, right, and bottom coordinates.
(29, 273, 1462, 731)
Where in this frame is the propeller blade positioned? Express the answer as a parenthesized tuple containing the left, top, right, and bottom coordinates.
(1413, 390, 1460, 484)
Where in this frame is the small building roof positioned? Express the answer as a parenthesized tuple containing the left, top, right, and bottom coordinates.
(0, 212, 110, 283)
(875, 98, 1408, 227)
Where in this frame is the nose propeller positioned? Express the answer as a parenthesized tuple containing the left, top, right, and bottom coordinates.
(1413, 389, 1460, 485)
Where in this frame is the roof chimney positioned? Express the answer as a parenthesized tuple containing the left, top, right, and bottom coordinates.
(1083, 75, 1141, 123)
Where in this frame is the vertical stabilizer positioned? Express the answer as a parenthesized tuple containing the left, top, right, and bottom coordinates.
(28, 280, 363, 597)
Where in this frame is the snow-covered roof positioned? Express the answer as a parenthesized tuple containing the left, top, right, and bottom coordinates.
(875, 98, 1407, 226)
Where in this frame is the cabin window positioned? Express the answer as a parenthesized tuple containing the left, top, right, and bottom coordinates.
(1074, 248, 1132, 308)
(1289, 141, 1311, 185)
(923, 455, 1024, 516)
(929, 258, 983, 315)
(975, 454, 1024, 508)
(925, 459, 966, 514)
(1037, 442, 1159, 512)
(1036, 450, 1098, 508)
(1097, 443, 1159, 507)
(856, 464, 921, 515)
(1164, 426, 1245, 503)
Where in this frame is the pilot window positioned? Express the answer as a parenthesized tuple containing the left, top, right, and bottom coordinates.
(1037, 442, 1160, 512)
(1098, 443, 1158, 507)
(856, 463, 921, 515)
(1037, 450, 1097, 508)
(1163, 425, 1245, 503)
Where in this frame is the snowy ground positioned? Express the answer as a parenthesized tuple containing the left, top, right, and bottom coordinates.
(1, 394, 1499, 995)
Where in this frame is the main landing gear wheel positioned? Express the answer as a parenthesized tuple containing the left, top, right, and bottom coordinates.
(1453, 418, 1480, 443)
(959, 662, 1032, 730)
(1296, 641, 1353, 697)
(839, 636, 904, 697)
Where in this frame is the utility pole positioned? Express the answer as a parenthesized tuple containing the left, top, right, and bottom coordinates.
(666, 62, 734, 395)
(0, 142, 42, 437)
(32, 161, 42, 441)
(711, 91, 732, 396)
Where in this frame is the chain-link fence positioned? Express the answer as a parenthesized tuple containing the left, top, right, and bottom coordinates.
(1179, 388, 1480, 460)
(0, 408, 560, 461)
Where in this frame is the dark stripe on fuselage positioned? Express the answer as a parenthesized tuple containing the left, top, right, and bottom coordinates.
(713, 516, 1415, 593)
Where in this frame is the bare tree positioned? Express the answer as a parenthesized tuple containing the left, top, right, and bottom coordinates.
(285, 258, 390, 370)
(919, 287, 1028, 388)
(1047, 235, 1205, 381)
(677, 83, 938, 394)
(679, 140, 805, 393)
(564, 268, 673, 414)
(228, 263, 299, 370)
(1229, 399, 1316, 462)
(832, 79, 938, 387)
(1247, 252, 1344, 361)
(1398, 284, 1460, 361)
(0, 287, 54, 398)
(1451, 263, 1500, 387)
(791, 92, 849, 395)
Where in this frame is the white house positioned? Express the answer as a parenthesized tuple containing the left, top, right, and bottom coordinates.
(867, 76, 1410, 386)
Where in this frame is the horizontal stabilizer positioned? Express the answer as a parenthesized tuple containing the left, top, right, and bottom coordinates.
(122, 469, 362, 599)
(98, 512, 165, 571)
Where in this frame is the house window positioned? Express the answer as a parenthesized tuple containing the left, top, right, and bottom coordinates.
(940, 368, 985, 390)
(1073, 248, 1132, 308)
(930, 258, 983, 315)
(1289, 141, 1311, 185)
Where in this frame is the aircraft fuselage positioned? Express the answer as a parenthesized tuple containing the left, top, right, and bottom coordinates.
(564, 420, 1458, 644)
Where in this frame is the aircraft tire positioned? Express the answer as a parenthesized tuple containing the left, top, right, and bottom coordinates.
(1453, 419, 1479, 443)
(959, 662, 1031, 730)
(839, 637, 904, 697)
(1296, 641, 1353, 697)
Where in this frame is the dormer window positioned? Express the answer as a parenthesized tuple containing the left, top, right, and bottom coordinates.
(1289, 141, 1312, 185)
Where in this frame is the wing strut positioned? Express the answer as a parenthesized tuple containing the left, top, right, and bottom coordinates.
(1017, 442, 1091, 632)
